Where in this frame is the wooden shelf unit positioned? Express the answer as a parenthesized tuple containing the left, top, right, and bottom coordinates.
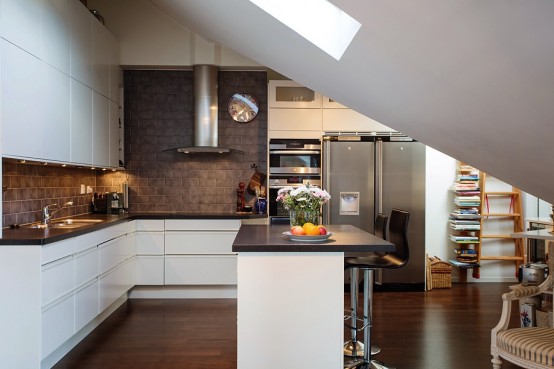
(478, 173, 525, 274)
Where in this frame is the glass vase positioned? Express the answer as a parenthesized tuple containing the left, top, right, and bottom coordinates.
(290, 209, 320, 228)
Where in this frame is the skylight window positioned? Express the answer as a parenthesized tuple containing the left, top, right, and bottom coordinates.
(249, 0, 361, 61)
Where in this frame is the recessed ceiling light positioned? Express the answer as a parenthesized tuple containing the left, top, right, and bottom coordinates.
(249, 0, 361, 60)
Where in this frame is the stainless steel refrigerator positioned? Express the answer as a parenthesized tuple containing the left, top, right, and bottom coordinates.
(322, 135, 426, 291)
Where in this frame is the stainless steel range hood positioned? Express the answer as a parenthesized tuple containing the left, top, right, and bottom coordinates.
(170, 65, 242, 154)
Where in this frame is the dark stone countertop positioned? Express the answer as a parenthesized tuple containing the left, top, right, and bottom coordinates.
(232, 224, 394, 253)
(0, 212, 267, 246)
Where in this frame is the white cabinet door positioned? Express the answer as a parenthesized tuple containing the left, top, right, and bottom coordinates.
(75, 246, 99, 288)
(165, 232, 237, 254)
(136, 219, 165, 232)
(41, 255, 75, 306)
(268, 108, 322, 132)
(74, 279, 99, 332)
(1, 39, 43, 159)
(42, 62, 71, 162)
(92, 19, 110, 97)
(136, 256, 164, 285)
(0, 0, 43, 58)
(268, 80, 322, 108)
(92, 91, 110, 167)
(69, 0, 92, 87)
(70, 78, 93, 165)
(99, 258, 134, 311)
(109, 33, 121, 104)
(136, 232, 165, 255)
(41, 293, 74, 360)
(41, 0, 71, 74)
(165, 255, 237, 285)
(109, 100, 120, 168)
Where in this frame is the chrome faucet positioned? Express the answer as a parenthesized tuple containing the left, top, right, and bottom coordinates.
(41, 201, 74, 225)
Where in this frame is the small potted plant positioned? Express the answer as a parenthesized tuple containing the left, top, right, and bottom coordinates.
(276, 183, 331, 227)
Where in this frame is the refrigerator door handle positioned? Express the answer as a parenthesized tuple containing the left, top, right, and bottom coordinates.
(375, 139, 383, 214)
(323, 140, 331, 225)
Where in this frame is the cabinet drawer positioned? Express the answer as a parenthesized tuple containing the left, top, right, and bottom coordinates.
(76, 228, 110, 253)
(41, 293, 74, 360)
(42, 255, 75, 306)
(75, 279, 99, 332)
(75, 246, 99, 288)
(165, 231, 237, 254)
(136, 232, 164, 255)
(165, 255, 237, 285)
(136, 219, 164, 231)
(42, 237, 76, 265)
(99, 235, 132, 275)
(164, 219, 240, 231)
(136, 256, 164, 285)
(99, 258, 134, 311)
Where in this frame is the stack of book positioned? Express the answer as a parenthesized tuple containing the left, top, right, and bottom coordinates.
(454, 248, 478, 263)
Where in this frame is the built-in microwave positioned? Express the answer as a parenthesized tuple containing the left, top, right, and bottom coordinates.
(269, 139, 321, 175)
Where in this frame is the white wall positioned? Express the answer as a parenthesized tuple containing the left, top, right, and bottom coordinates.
(425, 147, 456, 262)
(87, 0, 261, 68)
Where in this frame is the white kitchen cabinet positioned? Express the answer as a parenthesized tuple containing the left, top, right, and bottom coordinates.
(0, 0, 43, 58)
(92, 91, 110, 167)
(1, 39, 43, 160)
(74, 279, 99, 332)
(269, 80, 322, 108)
(164, 219, 239, 286)
(92, 18, 110, 97)
(41, 255, 75, 306)
(69, 0, 92, 88)
(109, 100, 121, 168)
(165, 255, 237, 285)
(42, 61, 71, 162)
(41, 293, 74, 360)
(70, 78, 93, 165)
(109, 32, 121, 104)
(322, 108, 394, 133)
(99, 257, 135, 312)
(135, 220, 165, 285)
(75, 246, 99, 288)
(41, 0, 71, 74)
(268, 108, 322, 133)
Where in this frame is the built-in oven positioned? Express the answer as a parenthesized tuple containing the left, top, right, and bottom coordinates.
(268, 139, 322, 218)
(269, 139, 321, 175)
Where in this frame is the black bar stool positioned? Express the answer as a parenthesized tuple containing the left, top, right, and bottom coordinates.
(344, 209, 410, 369)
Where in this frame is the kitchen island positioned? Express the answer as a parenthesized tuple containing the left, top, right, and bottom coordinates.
(232, 224, 394, 369)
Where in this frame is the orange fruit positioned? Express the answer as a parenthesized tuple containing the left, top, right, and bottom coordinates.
(302, 222, 315, 232)
(306, 225, 321, 236)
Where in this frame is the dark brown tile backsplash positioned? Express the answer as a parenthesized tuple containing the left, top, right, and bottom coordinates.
(121, 69, 268, 212)
(1, 69, 268, 226)
(2, 162, 98, 227)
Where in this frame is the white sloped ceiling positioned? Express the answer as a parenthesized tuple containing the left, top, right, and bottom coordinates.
(149, 0, 554, 204)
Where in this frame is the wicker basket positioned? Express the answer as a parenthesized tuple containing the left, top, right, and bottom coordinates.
(428, 256, 452, 289)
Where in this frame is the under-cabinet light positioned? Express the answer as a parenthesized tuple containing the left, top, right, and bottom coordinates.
(248, 0, 361, 60)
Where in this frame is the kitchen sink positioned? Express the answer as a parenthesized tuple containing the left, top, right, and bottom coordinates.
(26, 219, 105, 229)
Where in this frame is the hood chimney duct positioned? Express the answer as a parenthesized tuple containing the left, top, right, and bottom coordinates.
(193, 65, 218, 148)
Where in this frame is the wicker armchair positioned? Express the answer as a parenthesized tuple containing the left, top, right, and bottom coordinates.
(491, 275, 554, 369)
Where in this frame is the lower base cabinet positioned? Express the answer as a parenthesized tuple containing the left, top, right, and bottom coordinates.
(99, 258, 135, 312)
(41, 293, 75, 360)
(165, 255, 237, 285)
(136, 255, 164, 285)
(74, 279, 99, 332)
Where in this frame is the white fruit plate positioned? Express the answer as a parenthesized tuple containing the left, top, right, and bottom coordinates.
(282, 231, 334, 242)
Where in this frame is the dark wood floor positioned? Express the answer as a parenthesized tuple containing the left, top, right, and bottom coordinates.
(54, 283, 522, 369)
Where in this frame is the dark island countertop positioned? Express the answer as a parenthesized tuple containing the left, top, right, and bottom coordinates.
(232, 224, 394, 253)
(0, 212, 267, 245)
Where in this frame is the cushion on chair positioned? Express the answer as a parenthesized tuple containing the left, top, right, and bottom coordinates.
(497, 327, 554, 366)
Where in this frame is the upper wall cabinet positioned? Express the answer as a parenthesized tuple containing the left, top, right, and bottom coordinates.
(268, 80, 322, 109)
(92, 19, 110, 98)
(0, 0, 43, 58)
(1, 0, 121, 168)
(41, 0, 71, 75)
(69, 0, 92, 88)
